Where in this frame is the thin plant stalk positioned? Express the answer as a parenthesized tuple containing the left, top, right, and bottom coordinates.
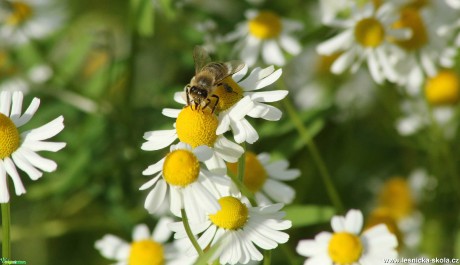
(1, 202, 11, 259)
(181, 209, 204, 256)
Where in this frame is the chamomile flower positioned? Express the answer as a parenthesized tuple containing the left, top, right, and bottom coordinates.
(169, 193, 292, 265)
(317, 2, 409, 84)
(396, 69, 459, 138)
(175, 64, 286, 144)
(140, 142, 228, 221)
(224, 10, 303, 67)
(296, 209, 398, 265)
(0, 91, 65, 203)
(0, 0, 65, 45)
(141, 106, 243, 174)
(227, 151, 300, 205)
(95, 218, 193, 265)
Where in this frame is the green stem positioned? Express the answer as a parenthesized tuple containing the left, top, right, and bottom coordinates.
(2, 202, 11, 259)
(228, 172, 257, 206)
(263, 250, 271, 265)
(281, 95, 344, 213)
(180, 209, 204, 256)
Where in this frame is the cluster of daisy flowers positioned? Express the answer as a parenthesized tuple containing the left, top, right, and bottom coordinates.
(95, 53, 303, 264)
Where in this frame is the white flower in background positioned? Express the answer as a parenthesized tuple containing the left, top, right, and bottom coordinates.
(392, 2, 459, 94)
(175, 64, 286, 144)
(140, 142, 229, 221)
(224, 10, 303, 66)
(296, 209, 398, 265)
(317, 2, 410, 84)
(227, 151, 300, 205)
(0, 91, 65, 203)
(169, 192, 292, 265)
(0, 0, 65, 45)
(141, 106, 243, 174)
(95, 218, 194, 265)
(396, 69, 459, 138)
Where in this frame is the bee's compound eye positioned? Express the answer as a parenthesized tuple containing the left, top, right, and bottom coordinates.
(198, 90, 207, 97)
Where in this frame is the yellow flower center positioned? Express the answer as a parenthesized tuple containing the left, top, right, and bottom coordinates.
(378, 177, 414, 220)
(392, 7, 428, 50)
(227, 152, 268, 193)
(163, 149, 200, 187)
(212, 77, 244, 112)
(0, 113, 20, 159)
(248, 11, 282, 39)
(328, 232, 363, 264)
(365, 207, 403, 249)
(209, 196, 249, 230)
(6, 2, 33, 26)
(354, 18, 385, 48)
(128, 239, 164, 265)
(425, 70, 460, 106)
(176, 106, 218, 148)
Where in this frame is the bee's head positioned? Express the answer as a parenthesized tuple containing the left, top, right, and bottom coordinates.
(190, 86, 208, 99)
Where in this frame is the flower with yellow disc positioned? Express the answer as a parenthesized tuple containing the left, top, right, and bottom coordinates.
(296, 209, 398, 265)
(223, 10, 303, 66)
(140, 142, 233, 222)
(0, 91, 65, 203)
(169, 192, 292, 265)
(95, 218, 194, 265)
(0, 0, 66, 45)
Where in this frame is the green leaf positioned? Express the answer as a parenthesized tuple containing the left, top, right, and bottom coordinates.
(284, 205, 335, 228)
(130, 0, 154, 37)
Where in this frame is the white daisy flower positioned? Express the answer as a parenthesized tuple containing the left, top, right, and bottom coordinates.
(317, 2, 410, 84)
(396, 69, 459, 138)
(224, 10, 303, 67)
(175, 64, 286, 144)
(169, 192, 292, 265)
(140, 142, 231, 222)
(227, 151, 300, 206)
(95, 218, 194, 265)
(141, 106, 244, 174)
(296, 209, 398, 265)
(0, 0, 65, 45)
(0, 90, 65, 203)
(392, 1, 459, 93)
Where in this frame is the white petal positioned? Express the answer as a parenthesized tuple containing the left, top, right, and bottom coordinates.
(367, 50, 384, 84)
(162, 108, 181, 118)
(216, 113, 231, 135)
(169, 186, 182, 217)
(240, 36, 261, 67)
(152, 217, 174, 243)
(14, 97, 40, 127)
(331, 49, 355, 74)
(344, 209, 363, 234)
(232, 64, 249, 83)
(247, 102, 282, 121)
(22, 141, 66, 152)
(279, 34, 302, 55)
(213, 136, 244, 163)
(0, 161, 10, 203)
(193, 145, 213, 161)
(139, 174, 162, 190)
(132, 224, 151, 241)
(144, 180, 168, 214)
(141, 130, 177, 151)
(142, 158, 165, 176)
(174, 92, 187, 105)
(204, 154, 227, 175)
(10, 91, 23, 119)
(3, 158, 26, 195)
(17, 148, 57, 172)
(262, 40, 285, 66)
(22, 116, 65, 141)
(94, 235, 129, 260)
(0, 91, 12, 116)
(262, 179, 295, 204)
(11, 150, 42, 180)
(249, 90, 288, 103)
(331, 216, 346, 232)
(317, 30, 353, 55)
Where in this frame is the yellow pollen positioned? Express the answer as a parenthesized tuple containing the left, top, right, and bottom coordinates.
(0, 113, 20, 159)
(212, 77, 244, 112)
(176, 106, 218, 148)
(378, 177, 414, 220)
(365, 207, 403, 249)
(6, 2, 33, 26)
(248, 11, 282, 39)
(392, 7, 428, 50)
(163, 149, 200, 187)
(354, 18, 385, 47)
(209, 196, 249, 230)
(328, 232, 363, 264)
(128, 239, 165, 265)
(425, 70, 460, 106)
(227, 152, 268, 193)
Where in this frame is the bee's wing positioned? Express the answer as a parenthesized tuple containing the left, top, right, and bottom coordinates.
(214, 61, 246, 82)
(193, 46, 211, 74)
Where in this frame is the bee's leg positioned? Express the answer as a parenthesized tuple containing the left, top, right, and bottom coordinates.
(211, 95, 219, 113)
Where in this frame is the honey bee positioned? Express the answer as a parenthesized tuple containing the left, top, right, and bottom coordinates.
(185, 46, 245, 113)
